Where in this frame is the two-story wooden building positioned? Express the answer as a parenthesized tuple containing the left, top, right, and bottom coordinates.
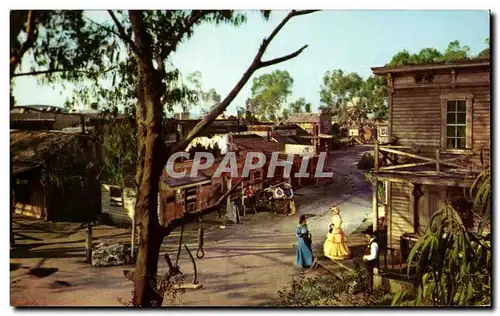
(370, 59, 490, 263)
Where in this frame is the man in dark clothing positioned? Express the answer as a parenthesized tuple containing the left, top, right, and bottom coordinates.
(362, 227, 379, 291)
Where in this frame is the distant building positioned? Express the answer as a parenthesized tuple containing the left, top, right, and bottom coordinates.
(285, 112, 333, 152)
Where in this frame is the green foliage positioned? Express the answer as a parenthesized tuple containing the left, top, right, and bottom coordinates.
(477, 38, 490, 59)
(282, 108, 290, 120)
(387, 39, 489, 67)
(11, 10, 256, 114)
(469, 168, 491, 235)
(357, 153, 374, 170)
(10, 10, 111, 80)
(288, 97, 311, 114)
(98, 115, 137, 186)
(184, 71, 222, 115)
(365, 173, 385, 202)
(304, 102, 312, 113)
(248, 69, 294, 121)
(277, 268, 391, 306)
(393, 169, 492, 307)
(319, 69, 387, 126)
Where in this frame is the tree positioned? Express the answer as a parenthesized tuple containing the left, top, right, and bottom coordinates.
(386, 40, 488, 67)
(304, 102, 312, 113)
(288, 97, 311, 114)
(248, 69, 294, 121)
(441, 40, 471, 62)
(282, 108, 290, 120)
(182, 71, 222, 116)
(11, 9, 317, 305)
(10, 10, 113, 107)
(477, 38, 490, 59)
(319, 70, 386, 127)
(319, 69, 363, 121)
(108, 10, 315, 306)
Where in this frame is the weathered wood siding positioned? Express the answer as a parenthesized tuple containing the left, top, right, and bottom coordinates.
(389, 182, 411, 249)
(390, 67, 490, 168)
(101, 184, 136, 227)
(14, 176, 45, 219)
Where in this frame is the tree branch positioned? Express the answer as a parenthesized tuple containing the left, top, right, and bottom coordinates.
(259, 45, 308, 68)
(84, 15, 123, 39)
(108, 10, 142, 57)
(169, 10, 317, 155)
(10, 10, 36, 76)
(12, 65, 118, 78)
(161, 11, 212, 57)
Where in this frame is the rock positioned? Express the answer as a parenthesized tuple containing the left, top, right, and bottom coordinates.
(91, 243, 132, 267)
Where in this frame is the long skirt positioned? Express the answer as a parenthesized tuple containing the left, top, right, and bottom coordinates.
(323, 229, 350, 260)
(295, 238, 314, 268)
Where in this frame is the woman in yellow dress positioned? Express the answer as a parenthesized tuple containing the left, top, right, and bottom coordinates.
(323, 207, 350, 260)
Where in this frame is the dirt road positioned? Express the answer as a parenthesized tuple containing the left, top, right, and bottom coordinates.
(10, 145, 373, 306)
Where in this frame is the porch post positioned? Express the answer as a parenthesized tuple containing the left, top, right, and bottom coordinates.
(412, 183, 424, 234)
(372, 179, 378, 232)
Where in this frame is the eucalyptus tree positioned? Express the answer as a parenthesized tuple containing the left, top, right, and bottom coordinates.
(11, 9, 317, 305)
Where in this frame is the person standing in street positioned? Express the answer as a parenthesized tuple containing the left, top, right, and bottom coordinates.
(295, 215, 314, 269)
(244, 184, 257, 214)
(362, 227, 379, 291)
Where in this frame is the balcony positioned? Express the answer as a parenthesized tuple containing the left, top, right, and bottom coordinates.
(372, 141, 488, 187)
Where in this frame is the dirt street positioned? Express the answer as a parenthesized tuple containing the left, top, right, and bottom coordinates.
(10, 145, 373, 306)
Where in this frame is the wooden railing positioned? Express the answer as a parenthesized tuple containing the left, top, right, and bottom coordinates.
(380, 247, 406, 275)
(373, 141, 485, 175)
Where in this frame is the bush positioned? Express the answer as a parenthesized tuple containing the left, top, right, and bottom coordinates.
(357, 153, 374, 170)
(277, 267, 392, 307)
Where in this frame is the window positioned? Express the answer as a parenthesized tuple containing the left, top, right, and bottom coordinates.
(109, 186, 123, 207)
(446, 100, 467, 149)
(441, 93, 473, 150)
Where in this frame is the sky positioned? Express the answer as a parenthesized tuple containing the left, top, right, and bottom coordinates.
(12, 10, 490, 117)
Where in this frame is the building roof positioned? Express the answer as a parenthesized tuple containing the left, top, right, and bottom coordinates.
(11, 130, 79, 164)
(10, 130, 81, 175)
(231, 137, 284, 154)
(286, 113, 321, 123)
(371, 59, 490, 75)
(164, 174, 211, 190)
(12, 105, 67, 113)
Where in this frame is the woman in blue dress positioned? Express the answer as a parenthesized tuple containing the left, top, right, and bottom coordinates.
(295, 215, 314, 268)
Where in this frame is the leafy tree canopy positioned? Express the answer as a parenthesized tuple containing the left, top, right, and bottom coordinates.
(387, 39, 489, 67)
(247, 69, 294, 121)
(288, 97, 312, 114)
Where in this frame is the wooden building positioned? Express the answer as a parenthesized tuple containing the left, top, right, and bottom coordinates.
(11, 130, 101, 221)
(158, 134, 320, 225)
(370, 60, 490, 265)
(285, 112, 333, 152)
(10, 105, 100, 131)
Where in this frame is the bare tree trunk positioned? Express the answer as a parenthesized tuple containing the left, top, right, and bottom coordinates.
(129, 11, 166, 306)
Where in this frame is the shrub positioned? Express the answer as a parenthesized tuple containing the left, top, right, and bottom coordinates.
(357, 153, 374, 170)
(277, 267, 391, 307)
